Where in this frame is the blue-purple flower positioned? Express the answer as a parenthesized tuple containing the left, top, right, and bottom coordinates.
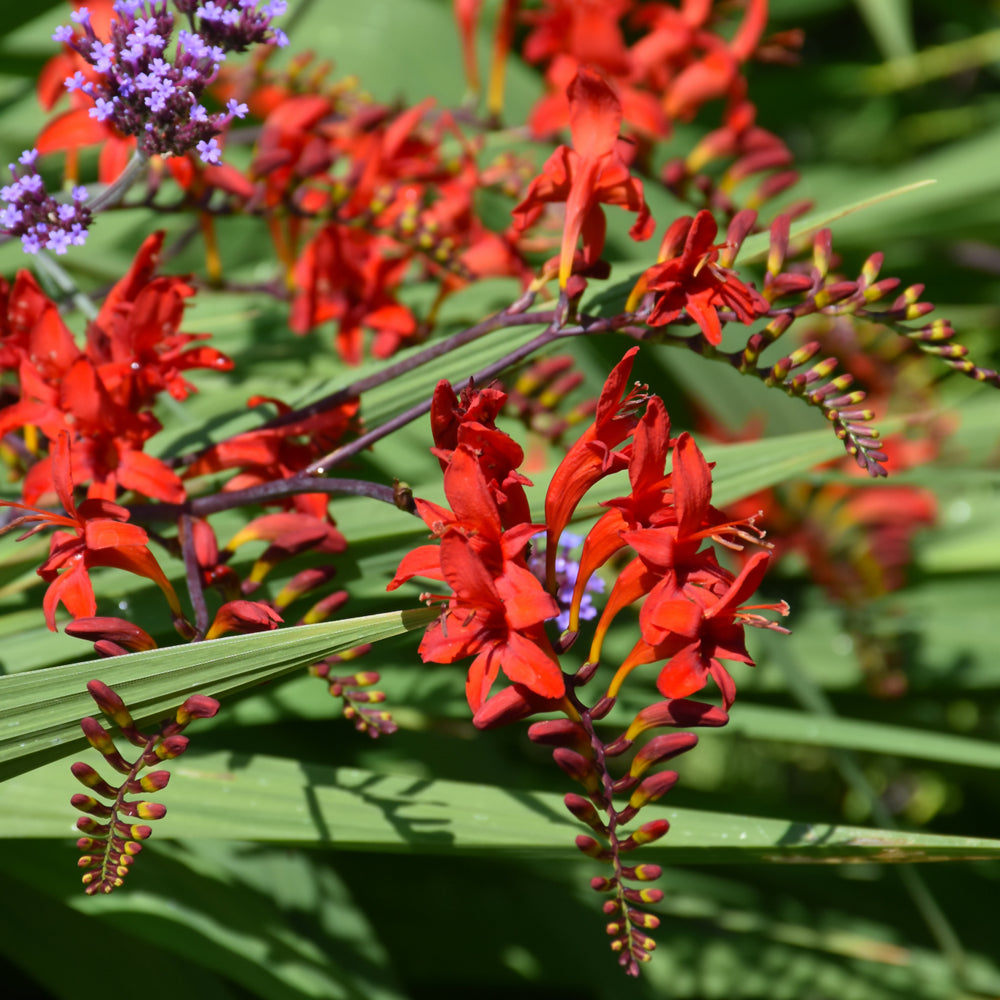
(0, 149, 91, 254)
(51, 2, 280, 165)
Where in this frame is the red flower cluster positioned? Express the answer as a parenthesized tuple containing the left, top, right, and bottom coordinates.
(388, 381, 562, 713)
(35, 38, 532, 365)
(0, 231, 231, 506)
(183, 394, 359, 521)
(464, 0, 778, 140)
(278, 94, 528, 362)
(390, 349, 788, 722)
(0, 433, 181, 630)
(390, 349, 789, 968)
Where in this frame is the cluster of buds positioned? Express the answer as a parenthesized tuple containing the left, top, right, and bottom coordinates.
(71, 680, 219, 894)
(390, 349, 789, 970)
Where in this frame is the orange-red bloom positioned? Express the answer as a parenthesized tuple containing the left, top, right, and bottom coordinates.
(0, 232, 228, 505)
(388, 446, 562, 712)
(0, 434, 181, 630)
(513, 67, 654, 287)
(617, 550, 787, 709)
(290, 224, 417, 364)
(183, 394, 359, 521)
(393, 348, 787, 725)
(642, 211, 769, 344)
(544, 346, 645, 582)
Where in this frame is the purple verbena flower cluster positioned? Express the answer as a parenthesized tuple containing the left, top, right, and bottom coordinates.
(177, 0, 289, 52)
(0, 150, 91, 255)
(52, 2, 287, 165)
(529, 531, 606, 632)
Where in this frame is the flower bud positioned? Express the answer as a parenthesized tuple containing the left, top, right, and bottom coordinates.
(628, 733, 699, 778)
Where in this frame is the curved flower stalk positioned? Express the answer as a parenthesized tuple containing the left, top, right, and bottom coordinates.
(390, 349, 789, 974)
(627, 209, 1000, 477)
(71, 680, 219, 894)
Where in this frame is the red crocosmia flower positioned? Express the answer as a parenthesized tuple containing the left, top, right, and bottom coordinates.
(565, 395, 675, 630)
(522, 0, 633, 75)
(0, 340, 183, 507)
(0, 434, 182, 630)
(544, 347, 645, 582)
(429, 380, 533, 529)
(250, 94, 336, 210)
(327, 98, 449, 225)
(646, 550, 788, 709)
(513, 67, 654, 288)
(22, 355, 184, 505)
(290, 224, 417, 364)
(607, 550, 788, 710)
(624, 432, 746, 585)
(388, 446, 563, 712)
(86, 232, 234, 406)
(430, 380, 508, 459)
(529, 55, 668, 143)
(642, 211, 769, 345)
(604, 431, 767, 640)
(0, 233, 225, 505)
(583, 410, 782, 699)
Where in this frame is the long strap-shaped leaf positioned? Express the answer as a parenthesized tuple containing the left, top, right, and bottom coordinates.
(5, 750, 1000, 863)
(0, 607, 435, 782)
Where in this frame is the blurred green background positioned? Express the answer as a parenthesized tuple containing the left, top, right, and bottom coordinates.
(0, 1, 999, 998)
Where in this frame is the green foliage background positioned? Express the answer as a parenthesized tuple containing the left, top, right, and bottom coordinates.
(1, 1, 999, 997)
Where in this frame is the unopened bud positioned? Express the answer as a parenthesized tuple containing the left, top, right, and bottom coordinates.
(629, 770, 680, 809)
(564, 793, 608, 835)
(625, 699, 729, 741)
(527, 718, 589, 748)
(576, 834, 613, 861)
(629, 733, 699, 779)
(621, 818, 671, 850)
(176, 695, 220, 726)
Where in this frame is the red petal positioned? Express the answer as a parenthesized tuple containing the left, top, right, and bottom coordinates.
(43, 560, 96, 630)
(51, 432, 78, 522)
(117, 449, 186, 503)
(386, 544, 445, 590)
(495, 562, 559, 630)
(497, 629, 565, 699)
(672, 433, 713, 537)
(656, 643, 708, 699)
(35, 108, 107, 153)
(465, 644, 503, 711)
(568, 67, 622, 160)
